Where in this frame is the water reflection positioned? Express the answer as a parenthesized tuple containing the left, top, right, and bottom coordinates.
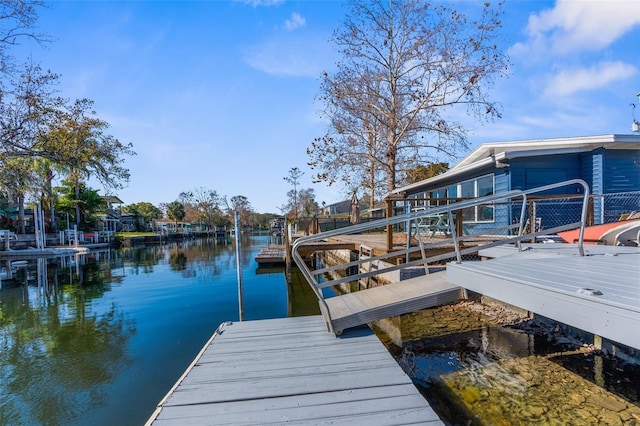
(1, 252, 134, 426)
(0, 236, 318, 426)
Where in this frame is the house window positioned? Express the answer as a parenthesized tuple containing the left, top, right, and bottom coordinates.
(477, 175, 494, 222)
(448, 185, 458, 199)
(416, 174, 495, 222)
(459, 174, 495, 222)
(428, 188, 448, 206)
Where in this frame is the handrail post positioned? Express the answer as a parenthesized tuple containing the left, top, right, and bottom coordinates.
(517, 194, 527, 252)
(577, 181, 590, 257)
(448, 210, 462, 263)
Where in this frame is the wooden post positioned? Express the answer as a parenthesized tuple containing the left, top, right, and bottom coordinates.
(587, 196, 594, 226)
(384, 194, 404, 251)
(455, 210, 463, 237)
(386, 198, 393, 251)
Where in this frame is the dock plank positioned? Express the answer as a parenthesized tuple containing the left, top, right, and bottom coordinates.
(147, 316, 443, 425)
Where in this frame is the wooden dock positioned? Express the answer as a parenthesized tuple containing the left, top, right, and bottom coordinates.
(254, 245, 286, 265)
(146, 316, 443, 425)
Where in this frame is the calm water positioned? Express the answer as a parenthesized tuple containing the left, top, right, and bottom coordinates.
(0, 235, 319, 426)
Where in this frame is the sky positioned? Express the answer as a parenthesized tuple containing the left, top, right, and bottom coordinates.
(11, 0, 640, 213)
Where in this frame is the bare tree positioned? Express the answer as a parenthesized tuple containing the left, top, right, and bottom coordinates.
(280, 187, 318, 221)
(311, 0, 509, 195)
(298, 188, 319, 217)
(179, 187, 224, 230)
(0, 0, 49, 77)
(309, 68, 388, 210)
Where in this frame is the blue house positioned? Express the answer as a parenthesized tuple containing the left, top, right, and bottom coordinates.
(388, 134, 640, 232)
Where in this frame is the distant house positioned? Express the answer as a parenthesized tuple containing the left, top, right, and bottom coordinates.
(387, 134, 640, 230)
(103, 195, 124, 210)
(96, 195, 125, 233)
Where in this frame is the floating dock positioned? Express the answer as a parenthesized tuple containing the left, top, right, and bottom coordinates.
(146, 316, 443, 425)
(447, 244, 640, 350)
(254, 245, 286, 265)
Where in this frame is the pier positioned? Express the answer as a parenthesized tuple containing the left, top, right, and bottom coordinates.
(146, 316, 443, 425)
(255, 241, 357, 266)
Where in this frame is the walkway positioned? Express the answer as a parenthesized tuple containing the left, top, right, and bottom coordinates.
(146, 316, 443, 425)
(321, 271, 465, 334)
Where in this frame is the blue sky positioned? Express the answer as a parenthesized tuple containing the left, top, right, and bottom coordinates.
(14, 0, 640, 213)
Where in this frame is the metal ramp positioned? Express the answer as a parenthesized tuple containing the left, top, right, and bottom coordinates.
(321, 271, 465, 334)
(293, 179, 591, 335)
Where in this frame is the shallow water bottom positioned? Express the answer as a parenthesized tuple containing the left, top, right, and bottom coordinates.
(372, 302, 640, 426)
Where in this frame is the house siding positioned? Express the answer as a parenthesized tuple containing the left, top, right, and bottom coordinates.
(390, 136, 640, 230)
(602, 149, 640, 222)
(509, 153, 583, 194)
(603, 149, 640, 193)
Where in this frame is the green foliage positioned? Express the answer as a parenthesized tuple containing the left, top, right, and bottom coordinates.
(405, 163, 449, 184)
(166, 201, 185, 225)
(123, 202, 162, 232)
(1, 52, 135, 234)
(54, 180, 105, 231)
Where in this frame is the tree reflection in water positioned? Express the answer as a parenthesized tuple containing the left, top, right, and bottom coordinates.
(0, 256, 134, 426)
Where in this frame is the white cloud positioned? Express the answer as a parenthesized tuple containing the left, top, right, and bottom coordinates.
(244, 36, 331, 77)
(513, 0, 640, 58)
(285, 12, 306, 30)
(543, 61, 637, 97)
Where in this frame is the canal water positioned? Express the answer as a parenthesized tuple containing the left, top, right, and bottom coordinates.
(0, 235, 320, 426)
(2, 235, 639, 425)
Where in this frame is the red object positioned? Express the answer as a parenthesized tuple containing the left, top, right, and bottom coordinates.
(557, 218, 640, 244)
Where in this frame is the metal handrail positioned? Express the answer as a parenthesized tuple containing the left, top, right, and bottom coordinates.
(292, 179, 590, 324)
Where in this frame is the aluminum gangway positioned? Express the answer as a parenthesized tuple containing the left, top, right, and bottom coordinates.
(292, 180, 590, 335)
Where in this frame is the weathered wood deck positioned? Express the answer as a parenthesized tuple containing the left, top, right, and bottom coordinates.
(146, 316, 443, 425)
(446, 244, 640, 350)
(254, 245, 286, 265)
(322, 271, 466, 334)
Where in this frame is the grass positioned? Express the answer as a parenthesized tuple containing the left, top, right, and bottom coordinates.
(116, 232, 157, 237)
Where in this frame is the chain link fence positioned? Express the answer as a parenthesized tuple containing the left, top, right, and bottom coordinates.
(529, 191, 640, 235)
(595, 191, 640, 224)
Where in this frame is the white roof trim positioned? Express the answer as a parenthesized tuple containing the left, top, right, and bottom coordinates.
(453, 134, 639, 170)
(388, 134, 640, 197)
